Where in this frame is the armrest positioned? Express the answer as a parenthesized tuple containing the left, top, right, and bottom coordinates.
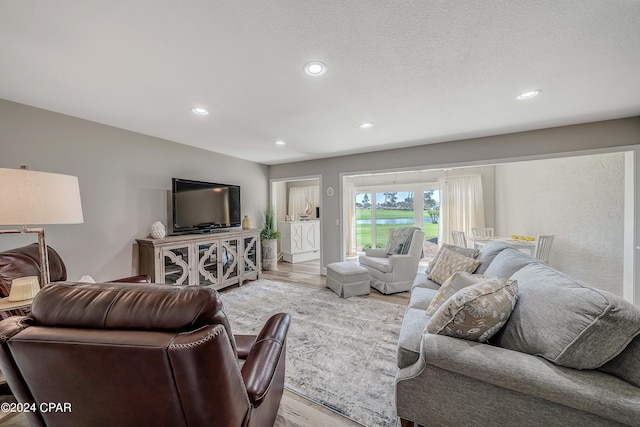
(241, 313, 290, 405)
(235, 334, 256, 359)
(364, 248, 388, 257)
(388, 254, 420, 279)
(398, 334, 640, 424)
(109, 275, 151, 283)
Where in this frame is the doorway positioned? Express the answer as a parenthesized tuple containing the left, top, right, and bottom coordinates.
(270, 176, 322, 275)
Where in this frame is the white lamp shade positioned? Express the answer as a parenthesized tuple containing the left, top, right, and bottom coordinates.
(0, 168, 84, 225)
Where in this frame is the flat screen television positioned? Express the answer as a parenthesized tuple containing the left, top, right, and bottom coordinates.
(171, 178, 241, 233)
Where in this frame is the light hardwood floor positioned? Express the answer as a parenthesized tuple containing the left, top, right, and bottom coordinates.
(0, 260, 408, 427)
(261, 259, 409, 427)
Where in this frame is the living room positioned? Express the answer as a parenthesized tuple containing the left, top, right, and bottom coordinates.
(1, 2, 640, 426)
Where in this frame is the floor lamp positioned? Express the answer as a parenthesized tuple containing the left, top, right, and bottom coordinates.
(0, 167, 84, 287)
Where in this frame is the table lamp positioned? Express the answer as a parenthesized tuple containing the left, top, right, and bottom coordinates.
(0, 166, 84, 287)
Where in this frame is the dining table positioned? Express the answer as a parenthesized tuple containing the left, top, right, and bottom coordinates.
(468, 236, 536, 256)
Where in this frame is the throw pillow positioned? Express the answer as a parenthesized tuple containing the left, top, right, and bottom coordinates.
(493, 263, 640, 369)
(427, 247, 481, 286)
(425, 244, 479, 275)
(425, 271, 491, 316)
(425, 278, 519, 342)
(387, 227, 419, 255)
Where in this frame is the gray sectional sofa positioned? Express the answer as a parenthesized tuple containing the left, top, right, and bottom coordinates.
(396, 241, 640, 427)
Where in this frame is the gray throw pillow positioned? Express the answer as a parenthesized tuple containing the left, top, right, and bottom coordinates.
(482, 247, 537, 279)
(493, 263, 640, 369)
(474, 240, 511, 274)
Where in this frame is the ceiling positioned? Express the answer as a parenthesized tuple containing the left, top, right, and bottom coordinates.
(1, 1, 639, 166)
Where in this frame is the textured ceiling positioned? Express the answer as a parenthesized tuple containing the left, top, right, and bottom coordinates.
(1, 1, 639, 165)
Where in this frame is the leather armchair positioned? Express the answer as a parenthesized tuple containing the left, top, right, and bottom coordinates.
(0, 243, 151, 293)
(359, 227, 425, 294)
(0, 282, 290, 427)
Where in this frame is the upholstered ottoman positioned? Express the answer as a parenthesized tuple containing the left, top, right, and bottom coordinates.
(326, 262, 370, 298)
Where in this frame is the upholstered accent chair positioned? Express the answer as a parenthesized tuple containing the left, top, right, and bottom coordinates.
(0, 282, 290, 427)
(359, 227, 425, 294)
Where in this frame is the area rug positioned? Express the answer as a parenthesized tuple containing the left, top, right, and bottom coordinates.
(220, 279, 405, 427)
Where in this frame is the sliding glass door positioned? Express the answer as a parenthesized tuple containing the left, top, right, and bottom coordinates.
(354, 186, 439, 253)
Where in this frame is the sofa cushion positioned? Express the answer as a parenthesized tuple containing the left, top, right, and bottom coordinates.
(411, 272, 440, 291)
(358, 256, 392, 273)
(409, 286, 439, 310)
(474, 240, 511, 274)
(397, 307, 432, 369)
(482, 247, 537, 278)
(598, 334, 640, 387)
(427, 248, 481, 285)
(426, 272, 491, 316)
(425, 278, 518, 342)
(494, 263, 640, 369)
(425, 244, 478, 275)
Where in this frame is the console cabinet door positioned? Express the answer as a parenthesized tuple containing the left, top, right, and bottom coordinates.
(219, 237, 240, 287)
(160, 244, 192, 285)
(196, 240, 219, 286)
(242, 234, 260, 280)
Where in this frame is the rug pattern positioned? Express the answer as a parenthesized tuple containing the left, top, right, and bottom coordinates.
(220, 279, 404, 427)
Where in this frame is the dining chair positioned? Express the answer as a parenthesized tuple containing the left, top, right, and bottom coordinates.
(451, 230, 468, 248)
(534, 235, 555, 264)
(471, 227, 495, 238)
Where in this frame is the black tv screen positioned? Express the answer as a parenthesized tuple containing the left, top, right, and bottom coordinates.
(172, 178, 241, 233)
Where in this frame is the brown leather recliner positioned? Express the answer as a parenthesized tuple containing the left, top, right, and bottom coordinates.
(0, 282, 290, 427)
(0, 244, 68, 297)
(0, 243, 151, 294)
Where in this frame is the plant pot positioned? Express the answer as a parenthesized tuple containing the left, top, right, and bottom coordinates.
(261, 238, 278, 271)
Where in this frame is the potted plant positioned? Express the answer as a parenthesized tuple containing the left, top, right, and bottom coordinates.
(260, 209, 280, 271)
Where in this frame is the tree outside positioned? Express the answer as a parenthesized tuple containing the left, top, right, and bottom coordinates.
(355, 190, 440, 250)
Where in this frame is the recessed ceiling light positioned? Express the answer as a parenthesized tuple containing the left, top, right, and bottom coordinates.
(275, 140, 286, 146)
(516, 90, 541, 100)
(191, 107, 209, 116)
(304, 61, 327, 76)
(359, 122, 374, 129)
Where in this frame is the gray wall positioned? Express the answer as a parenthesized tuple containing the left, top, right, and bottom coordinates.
(269, 117, 640, 292)
(0, 99, 269, 282)
(495, 153, 624, 294)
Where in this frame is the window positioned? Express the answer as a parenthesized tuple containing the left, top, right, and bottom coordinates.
(353, 185, 439, 253)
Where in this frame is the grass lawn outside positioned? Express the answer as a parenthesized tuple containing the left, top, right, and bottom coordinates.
(355, 209, 439, 248)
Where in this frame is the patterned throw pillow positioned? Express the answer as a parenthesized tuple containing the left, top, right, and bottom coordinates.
(427, 247, 481, 285)
(425, 244, 479, 275)
(426, 272, 491, 316)
(425, 278, 519, 342)
(387, 227, 420, 255)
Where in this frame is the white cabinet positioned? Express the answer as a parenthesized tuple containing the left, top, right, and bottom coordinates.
(136, 229, 260, 290)
(280, 220, 320, 263)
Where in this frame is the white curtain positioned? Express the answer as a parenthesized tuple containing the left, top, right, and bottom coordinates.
(438, 175, 485, 246)
(288, 186, 320, 220)
(344, 181, 356, 257)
